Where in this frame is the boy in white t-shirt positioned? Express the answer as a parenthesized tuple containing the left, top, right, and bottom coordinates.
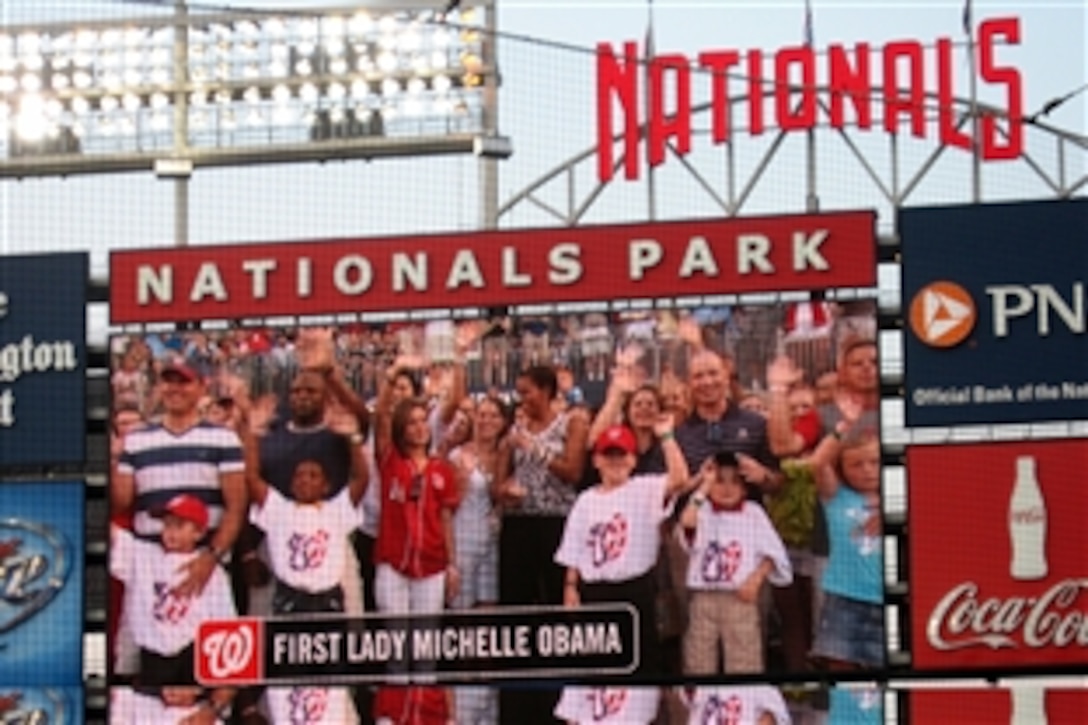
(555, 422, 694, 676)
(554, 686, 661, 725)
(109, 494, 237, 688)
(683, 685, 791, 725)
(249, 457, 368, 614)
(679, 451, 792, 675)
(262, 686, 360, 725)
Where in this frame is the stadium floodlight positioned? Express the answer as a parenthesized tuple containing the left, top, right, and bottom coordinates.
(0, 1, 503, 179)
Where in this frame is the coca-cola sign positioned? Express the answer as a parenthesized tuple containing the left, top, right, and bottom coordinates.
(927, 580, 1088, 651)
(909, 441, 1088, 669)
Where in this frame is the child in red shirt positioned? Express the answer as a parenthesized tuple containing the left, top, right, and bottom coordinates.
(374, 397, 461, 614)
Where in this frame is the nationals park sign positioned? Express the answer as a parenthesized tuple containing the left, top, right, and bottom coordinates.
(596, 17, 1024, 182)
(108, 213, 875, 324)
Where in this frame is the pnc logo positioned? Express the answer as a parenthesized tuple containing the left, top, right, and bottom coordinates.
(910, 281, 977, 348)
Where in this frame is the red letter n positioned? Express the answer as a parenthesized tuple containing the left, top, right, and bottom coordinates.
(597, 41, 640, 181)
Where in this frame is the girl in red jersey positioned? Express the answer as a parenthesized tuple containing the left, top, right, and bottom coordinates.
(373, 397, 461, 614)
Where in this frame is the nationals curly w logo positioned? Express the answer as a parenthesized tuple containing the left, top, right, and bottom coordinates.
(590, 687, 627, 720)
(701, 694, 743, 725)
(152, 581, 191, 624)
(588, 514, 628, 568)
(701, 540, 743, 584)
(289, 687, 330, 724)
(197, 619, 262, 685)
(288, 531, 330, 571)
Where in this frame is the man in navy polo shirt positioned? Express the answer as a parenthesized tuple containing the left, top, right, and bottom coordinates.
(674, 349, 782, 499)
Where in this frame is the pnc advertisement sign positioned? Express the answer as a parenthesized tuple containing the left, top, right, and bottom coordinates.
(0, 252, 86, 466)
(909, 440, 1088, 671)
(596, 17, 1023, 182)
(901, 198, 1088, 426)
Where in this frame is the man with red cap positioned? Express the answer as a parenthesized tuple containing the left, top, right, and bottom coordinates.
(554, 420, 695, 676)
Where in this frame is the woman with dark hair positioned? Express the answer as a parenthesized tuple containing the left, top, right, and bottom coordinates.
(372, 396, 460, 614)
(589, 367, 670, 475)
(497, 365, 588, 606)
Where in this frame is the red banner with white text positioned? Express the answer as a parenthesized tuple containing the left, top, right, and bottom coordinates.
(109, 211, 875, 324)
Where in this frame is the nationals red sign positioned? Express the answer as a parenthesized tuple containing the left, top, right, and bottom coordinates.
(196, 618, 263, 685)
(109, 212, 875, 324)
(911, 688, 1088, 725)
(597, 17, 1023, 182)
(909, 440, 1088, 670)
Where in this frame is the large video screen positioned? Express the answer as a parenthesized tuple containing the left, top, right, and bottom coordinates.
(107, 215, 881, 722)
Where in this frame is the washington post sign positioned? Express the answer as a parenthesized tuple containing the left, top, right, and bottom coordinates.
(902, 198, 1088, 427)
(0, 253, 86, 466)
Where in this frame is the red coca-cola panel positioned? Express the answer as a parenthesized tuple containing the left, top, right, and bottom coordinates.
(911, 688, 1088, 724)
(108, 211, 876, 324)
(909, 440, 1088, 669)
(196, 618, 264, 685)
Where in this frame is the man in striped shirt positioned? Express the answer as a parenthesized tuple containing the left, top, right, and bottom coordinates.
(112, 359, 247, 602)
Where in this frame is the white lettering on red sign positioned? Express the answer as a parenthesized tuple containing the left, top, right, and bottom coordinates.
(111, 212, 877, 324)
(926, 579, 1088, 651)
(132, 233, 833, 307)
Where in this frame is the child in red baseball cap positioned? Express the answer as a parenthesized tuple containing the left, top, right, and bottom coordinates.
(110, 493, 237, 691)
(554, 420, 695, 676)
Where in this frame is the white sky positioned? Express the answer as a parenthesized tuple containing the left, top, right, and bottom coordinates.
(0, 0, 1084, 356)
(0, 0, 1082, 276)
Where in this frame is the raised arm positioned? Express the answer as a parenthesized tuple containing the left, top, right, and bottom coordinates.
(324, 366, 371, 439)
(234, 397, 268, 507)
(586, 367, 634, 448)
(765, 356, 805, 457)
(346, 433, 369, 507)
(324, 401, 369, 506)
(679, 476, 709, 532)
(655, 414, 693, 500)
(808, 395, 862, 499)
(374, 372, 397, 462)
(548, 410, 589, 485)
(438, 362, 468, 427)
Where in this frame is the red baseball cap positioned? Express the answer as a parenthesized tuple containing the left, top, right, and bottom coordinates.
(160, 359, 199, 383)
(593, 425, 637, 456)
(153, 494, 209, 530)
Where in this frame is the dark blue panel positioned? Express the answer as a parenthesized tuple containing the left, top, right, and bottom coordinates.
(902, 198, 1088, 426)
(0, 252, 87, 466)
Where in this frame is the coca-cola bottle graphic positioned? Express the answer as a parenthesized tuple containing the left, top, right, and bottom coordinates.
(1009, 455, 1048, 581)
(1010, 687, 1046, 725)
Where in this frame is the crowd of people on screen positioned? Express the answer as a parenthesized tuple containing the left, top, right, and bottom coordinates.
(107, 301, 883, 725)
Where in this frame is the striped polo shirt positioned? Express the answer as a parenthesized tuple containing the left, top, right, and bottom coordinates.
(118, 421, 244, 542)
